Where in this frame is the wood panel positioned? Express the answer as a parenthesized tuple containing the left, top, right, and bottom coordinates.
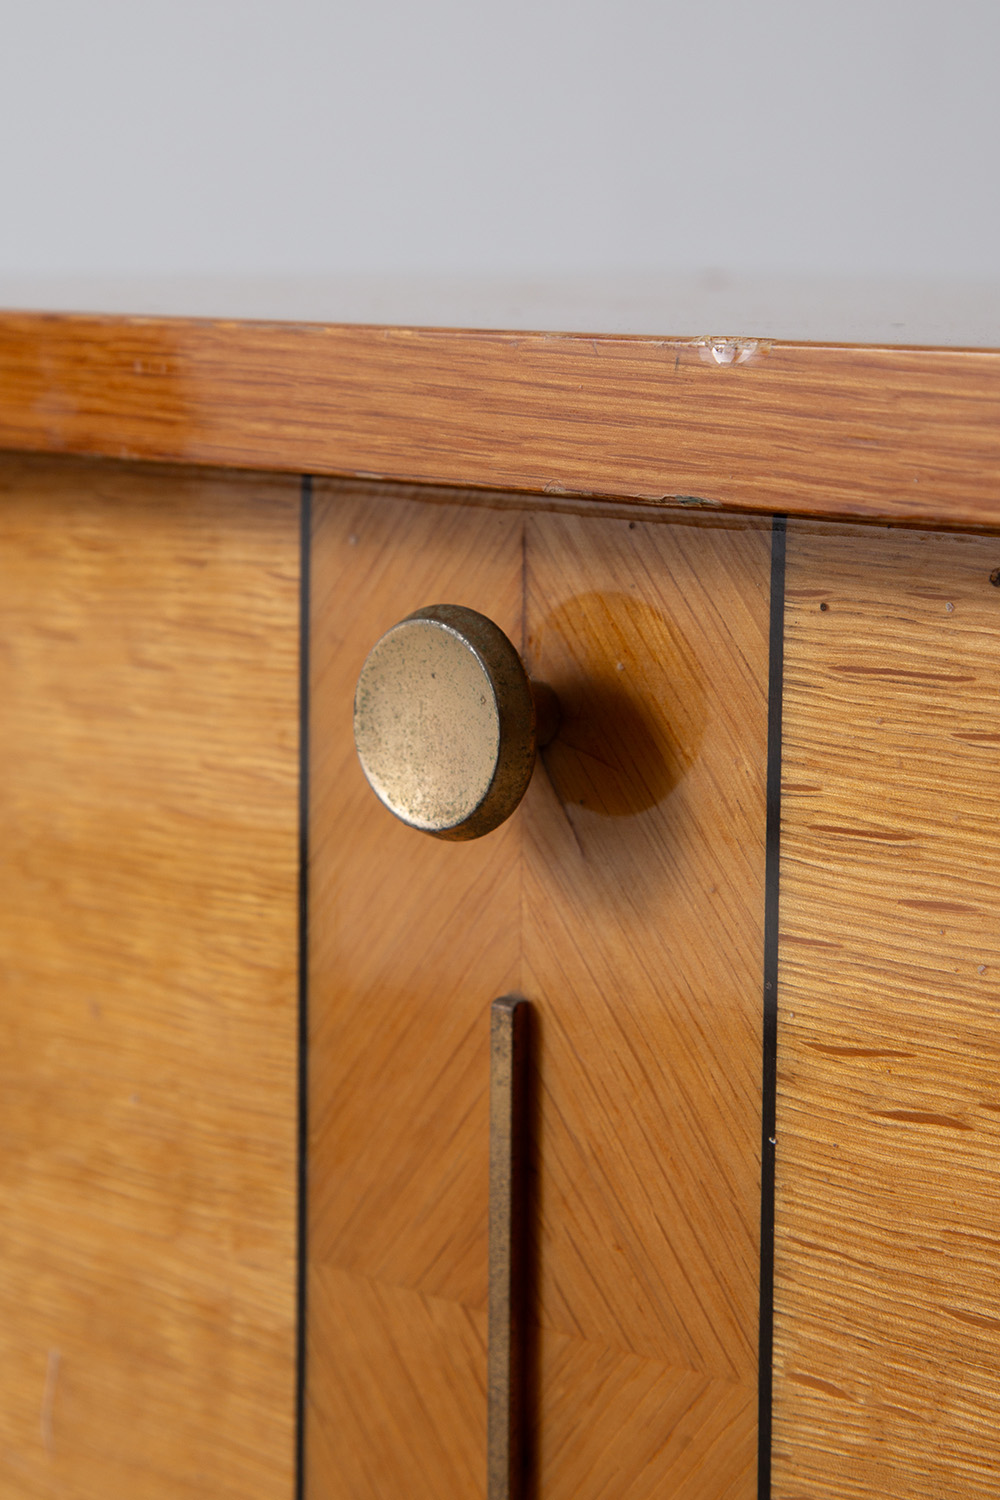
(774, 522, 1000, 1498)
(522, 513, 768, 1498)
(0, 455, 300, 1499)
(1, 312, 999, 529)
(308, 486, 770, 1496)
(307, 490, 524, 1498)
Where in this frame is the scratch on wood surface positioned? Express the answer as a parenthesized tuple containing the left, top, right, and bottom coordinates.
(943, 1306, 1000, 1332)
(829, 664, 976, 684)
(808, 823, 918, 841)
(787, 1370, 851, 1401)
(805, 1043, 914, 1059)
(898, 898, 978, 914)
(873, 1109, 972, 1130)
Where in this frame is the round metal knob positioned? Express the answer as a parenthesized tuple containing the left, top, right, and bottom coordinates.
(353, 604, 558, 840)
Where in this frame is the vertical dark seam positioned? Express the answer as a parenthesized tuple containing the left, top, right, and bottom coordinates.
(519, 512, 528, 973)
(519, 516, 528, 659)
(758, 514, 785, 1500)
(295, 475, 312, 1500)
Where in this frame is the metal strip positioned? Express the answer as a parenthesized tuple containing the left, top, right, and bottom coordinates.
(488, 994, 528, 1500)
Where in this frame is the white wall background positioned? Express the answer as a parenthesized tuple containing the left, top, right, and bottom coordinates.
(0, 0, 997, 279)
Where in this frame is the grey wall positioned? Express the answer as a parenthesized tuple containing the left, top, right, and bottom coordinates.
(1, 0, 997, 278)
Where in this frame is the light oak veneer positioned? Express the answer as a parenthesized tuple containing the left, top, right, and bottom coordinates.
(774, 521, 1000, 1499)
(0, 455, 300, 1500)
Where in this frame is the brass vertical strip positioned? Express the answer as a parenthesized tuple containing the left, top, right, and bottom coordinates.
(488, 994, 528, 1500)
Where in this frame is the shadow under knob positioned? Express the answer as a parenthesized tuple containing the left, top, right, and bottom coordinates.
(353, 604, 558, 841)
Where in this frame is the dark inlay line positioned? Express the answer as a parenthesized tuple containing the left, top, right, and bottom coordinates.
(295, 475, 312, 1500)
(759, 515, 785, 1500)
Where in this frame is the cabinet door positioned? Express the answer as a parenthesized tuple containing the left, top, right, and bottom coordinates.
(774, 520, 1000, 1500)
(6, 463, 995, 1498)
(0, 455, 300, 1500)
(306, 484, 773, 1498)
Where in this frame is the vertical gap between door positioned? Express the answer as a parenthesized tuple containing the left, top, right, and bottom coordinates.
(758, 514, 786, 1500)
(295, 475, 312, 1500)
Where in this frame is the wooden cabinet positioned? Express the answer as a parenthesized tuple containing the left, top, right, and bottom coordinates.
(0, 293, 998, 1498)
(306, 488, 770, 1497)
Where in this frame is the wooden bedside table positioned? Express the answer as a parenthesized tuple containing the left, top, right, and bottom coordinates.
(1, 281, 998, 1499)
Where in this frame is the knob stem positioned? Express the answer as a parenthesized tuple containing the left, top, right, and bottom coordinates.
(531, 681, 560, 749)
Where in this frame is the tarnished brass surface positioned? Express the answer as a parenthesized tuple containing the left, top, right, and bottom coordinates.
(354, 604, 553, 840)
(489, 995, 528, 1500)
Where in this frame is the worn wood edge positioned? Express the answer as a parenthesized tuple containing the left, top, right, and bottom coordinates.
(0, 452, 780, 531)
(2, 311, 1000, 528)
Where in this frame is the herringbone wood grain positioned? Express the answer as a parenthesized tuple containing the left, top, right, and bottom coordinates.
(308, 486, 770, 1497)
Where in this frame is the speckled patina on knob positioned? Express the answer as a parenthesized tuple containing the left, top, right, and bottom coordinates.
(353, 604, 557, 840)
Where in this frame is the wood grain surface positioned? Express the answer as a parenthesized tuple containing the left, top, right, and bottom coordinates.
(308, 490, 524, 1498)
(0, 312, 999, 528)
(774, 521, 1000, 1498)
(307, 484, 770, 1497)
(521, 511, 769, 1499)
(0, 455, 300, 1499)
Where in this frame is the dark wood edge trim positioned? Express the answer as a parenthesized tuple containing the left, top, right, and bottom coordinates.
(2, 312, 999, 528)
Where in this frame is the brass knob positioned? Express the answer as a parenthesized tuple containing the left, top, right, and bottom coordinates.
(354, 605, 558, 840)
